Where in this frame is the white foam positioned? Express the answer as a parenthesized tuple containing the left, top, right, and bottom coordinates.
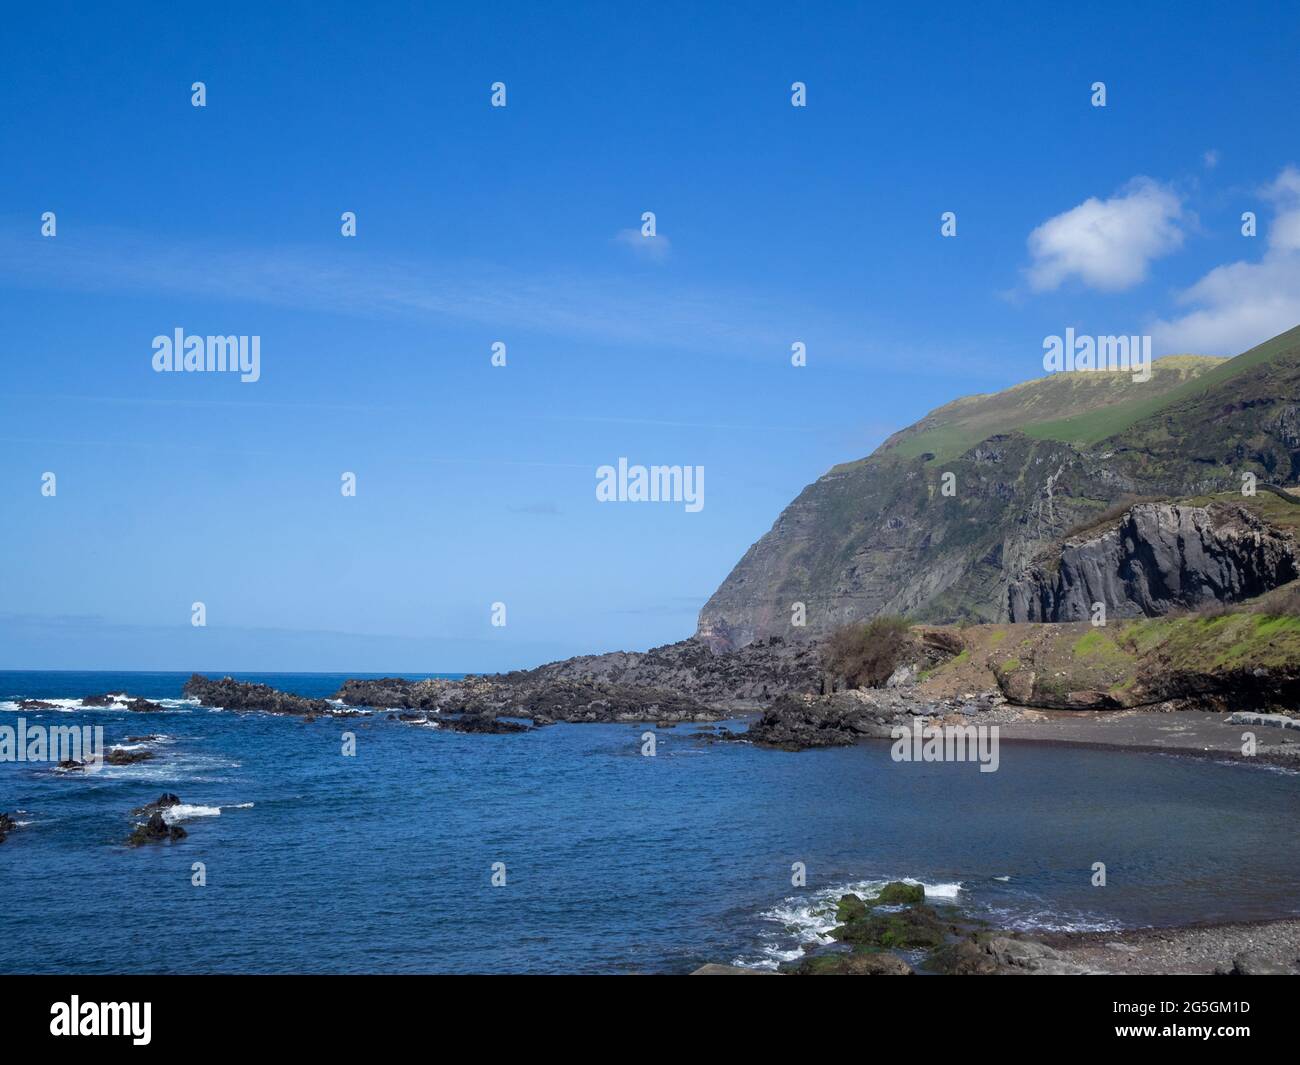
(161, 804, 222, 823)
(740, 876, 966, 968)
(982, 905, 1121, 933)
(2, 695, 196, 714)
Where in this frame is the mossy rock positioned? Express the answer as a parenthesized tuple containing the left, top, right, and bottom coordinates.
(875, 881, 925, 905)
(829, 904, 947, 949)
(835, 893, 869, 922)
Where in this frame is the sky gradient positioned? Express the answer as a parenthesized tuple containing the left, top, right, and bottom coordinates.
(2, 1, 1299, 671)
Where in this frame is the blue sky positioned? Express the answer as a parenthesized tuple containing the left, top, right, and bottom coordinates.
(2, 1, 1299, 671)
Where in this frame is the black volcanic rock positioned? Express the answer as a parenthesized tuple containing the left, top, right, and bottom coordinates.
(78, 693, 167, 712)
(437, 714, 530, 734)
(182, 675, 344, 716)
(105, 748, 154, 766)
(334, 635, 821, 724)
(0, 812, 17, 843)
(81, 692, 128, 706)
(1008, 502, 1298, 621)
(127, 812, 186, 846)
(131, 793, 181, 817)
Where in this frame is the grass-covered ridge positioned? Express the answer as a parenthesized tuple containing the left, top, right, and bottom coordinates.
(874, 323, 1300, 465)
(1022, 325, 1300, 447)
(880, 354, 1225, 464)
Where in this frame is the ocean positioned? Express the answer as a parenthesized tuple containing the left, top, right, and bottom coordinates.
(3, 670, 1299, 974)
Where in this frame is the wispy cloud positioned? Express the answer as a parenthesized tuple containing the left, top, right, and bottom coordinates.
(1024, 177, 1186, 292)
(0, 226, 860, 360)
(613, 226, 671, 262)
(508, 501, 562, 515)
(1151, 166, 1300, 354)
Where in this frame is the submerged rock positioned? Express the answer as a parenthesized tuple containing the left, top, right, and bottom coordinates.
(105, 748, 154, 766)
(438, 714, 530, 735)
(127, 812, 186, 847)
(0, 812, 17, 843)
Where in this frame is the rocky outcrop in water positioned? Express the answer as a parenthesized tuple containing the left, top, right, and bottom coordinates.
(131, 793, 181, 817)
(332, 635, 821, 725)
(81, 693, 167, 712)
(182, 675, 345, 717)
(127, 812, 186, 846)
(516, 636, 823, 709)
(741, 687, 1005, 750)
(339, 674, 721, 725)
(105, 748, 154, 766)
(1008, 503, 1298, 622)
(0, 812, 17, 844)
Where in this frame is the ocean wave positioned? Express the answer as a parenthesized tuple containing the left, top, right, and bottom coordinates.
(739, 876, 965, 968)
(0, 695, 198, 714)
(979, 904, 1121, 933)
(161, 804, 222, 823)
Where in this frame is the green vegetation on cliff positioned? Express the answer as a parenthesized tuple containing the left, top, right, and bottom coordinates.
(698, 324, 1300, 649)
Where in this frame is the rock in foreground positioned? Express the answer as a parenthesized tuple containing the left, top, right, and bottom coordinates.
(127, 812, 186, 847)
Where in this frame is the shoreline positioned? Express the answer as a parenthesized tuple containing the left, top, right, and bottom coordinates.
(991, 707, 1300, 769)
(1042, 917, 1300, 975)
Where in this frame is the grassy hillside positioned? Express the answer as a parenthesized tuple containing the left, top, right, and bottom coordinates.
(881, 355, 1224, 464)
(699, 323, 1300, 647)
(1022, 325, 1300, 447)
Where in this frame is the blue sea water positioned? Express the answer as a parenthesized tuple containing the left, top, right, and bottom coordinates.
(2, 670, 1299, 974)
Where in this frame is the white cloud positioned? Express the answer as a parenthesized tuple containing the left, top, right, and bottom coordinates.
(1026, 177, 1186, 292)
(1151, 166, 1300, 354)
(613, 226, 671, 262)
(1203, 149, 1220, 169)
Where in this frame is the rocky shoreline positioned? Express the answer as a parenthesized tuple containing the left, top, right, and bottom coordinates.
(162, 620, 1300, 766)
(178, 634, 823, 731)
(691, 883, 1300, 976)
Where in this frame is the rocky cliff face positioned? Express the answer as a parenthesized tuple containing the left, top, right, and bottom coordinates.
(1007, 503, 1299, 622)
(698, 328, 1300, 649)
